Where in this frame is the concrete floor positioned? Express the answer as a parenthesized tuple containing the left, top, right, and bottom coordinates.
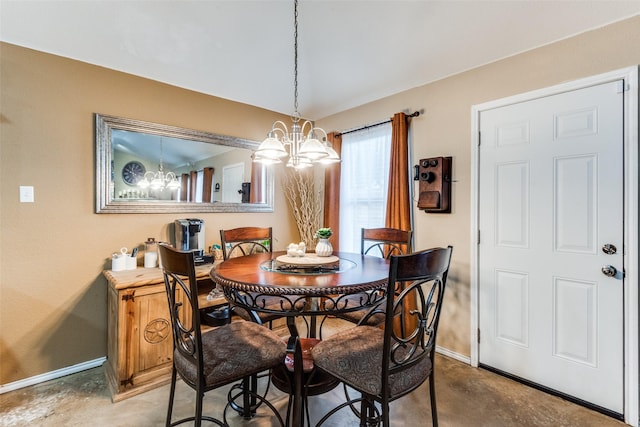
(0, 352, 626, 427)
(0, 317, 628, 427)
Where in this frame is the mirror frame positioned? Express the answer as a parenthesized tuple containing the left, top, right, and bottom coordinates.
(95, 113, 274, 214)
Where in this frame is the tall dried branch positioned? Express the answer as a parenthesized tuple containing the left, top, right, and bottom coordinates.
(282, 169, 322, 248)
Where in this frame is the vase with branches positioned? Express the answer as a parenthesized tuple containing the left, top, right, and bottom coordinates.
(282, 169, 322, 249)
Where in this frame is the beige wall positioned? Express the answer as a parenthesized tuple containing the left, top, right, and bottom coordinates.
(317, 16, 640, 357)
(0, 43, 299, 384)
(2, 15, 639, 385)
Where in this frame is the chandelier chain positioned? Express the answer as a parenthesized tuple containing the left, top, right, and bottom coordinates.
(253, 0, 339, 168)
(293, 0, 299, 120)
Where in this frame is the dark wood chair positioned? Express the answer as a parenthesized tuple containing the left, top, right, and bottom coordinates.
(219, 226, 284, 326)
(361, 227, 412, 259)
(312, 246, 453, 427)
(159, 243, 287, 426)
(220, 226, 272, 260)
(336, 227, 413, 327)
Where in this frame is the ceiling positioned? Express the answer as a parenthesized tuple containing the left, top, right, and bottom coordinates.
(111, 128, 237, 169)
(1, 1, 639, 120)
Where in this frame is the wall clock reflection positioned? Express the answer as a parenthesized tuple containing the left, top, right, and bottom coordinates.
(122, 161, 146, 186)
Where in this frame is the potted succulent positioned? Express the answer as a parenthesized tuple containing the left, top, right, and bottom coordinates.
(315, 228, 333, 239)
(314, 227, 333, 257)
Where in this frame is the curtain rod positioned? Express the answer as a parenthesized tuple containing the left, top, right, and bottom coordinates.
(337, 111, 420, 137)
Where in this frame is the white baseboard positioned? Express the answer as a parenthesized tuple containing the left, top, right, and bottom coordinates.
(0, 357, 106, 395)
(436, 346, 471, 365)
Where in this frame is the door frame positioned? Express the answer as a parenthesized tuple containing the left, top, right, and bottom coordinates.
(470, 66, 639, 425)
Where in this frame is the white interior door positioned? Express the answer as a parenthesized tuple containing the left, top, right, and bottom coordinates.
(478, 80, 624, 414)
(222, 163, 244, 203)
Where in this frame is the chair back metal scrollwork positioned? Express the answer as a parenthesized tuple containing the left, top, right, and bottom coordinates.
(312, 246, 453, 427)
(361, 227, 412, 259)
(335, 227, 412, 328)
(220, 227, 272, 260)
(159, 243, 286, 426)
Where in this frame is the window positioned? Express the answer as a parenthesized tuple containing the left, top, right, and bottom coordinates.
(339, 123, 392, 252)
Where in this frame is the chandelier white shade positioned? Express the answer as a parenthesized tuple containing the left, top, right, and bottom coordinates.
(254, 0, 339, 170)
(137, 165, 180, 190)
(255, 117, 340, 168)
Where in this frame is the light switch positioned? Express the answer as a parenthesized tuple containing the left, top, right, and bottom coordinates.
(19, 186, 34, 203)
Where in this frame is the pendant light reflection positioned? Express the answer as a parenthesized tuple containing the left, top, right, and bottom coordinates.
(137, 137, 181, 190)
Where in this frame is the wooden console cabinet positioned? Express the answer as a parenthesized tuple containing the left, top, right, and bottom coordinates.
(103, 263, 224, 402)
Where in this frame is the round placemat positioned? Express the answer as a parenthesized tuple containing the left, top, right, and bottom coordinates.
(276, 254, 339, 265)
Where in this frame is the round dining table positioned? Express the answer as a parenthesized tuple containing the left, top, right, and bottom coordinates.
(210, 250, 390, 426)
(211, 251, 389, 309)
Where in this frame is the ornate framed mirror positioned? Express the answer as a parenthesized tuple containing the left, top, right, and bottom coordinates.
(95, 114, 274, 213)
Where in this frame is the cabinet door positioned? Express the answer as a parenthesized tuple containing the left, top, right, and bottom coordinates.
(105, 269, 206, 401)
(128, 284, 174, 385)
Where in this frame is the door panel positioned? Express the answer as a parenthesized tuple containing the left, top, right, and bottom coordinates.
(479, 80, 624, 413)
(495, 269, 529, 346)
(495, 161, 529, 248)
(553, 277, 596, 366)
(222, 163, 244, 203)
(554, 155, 597, 253)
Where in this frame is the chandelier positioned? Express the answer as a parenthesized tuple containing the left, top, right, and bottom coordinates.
(138, 137, 181, 190)
(254, 0, 339, 169)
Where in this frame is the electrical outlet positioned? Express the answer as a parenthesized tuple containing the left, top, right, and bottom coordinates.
(19, 186, 34, 203)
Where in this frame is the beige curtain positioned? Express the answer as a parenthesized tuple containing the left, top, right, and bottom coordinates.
(323, 132, 342, 251)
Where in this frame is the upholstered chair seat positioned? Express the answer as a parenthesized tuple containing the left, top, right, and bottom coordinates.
(312, 326, 431, 398)
(173, 321, 286, 389)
